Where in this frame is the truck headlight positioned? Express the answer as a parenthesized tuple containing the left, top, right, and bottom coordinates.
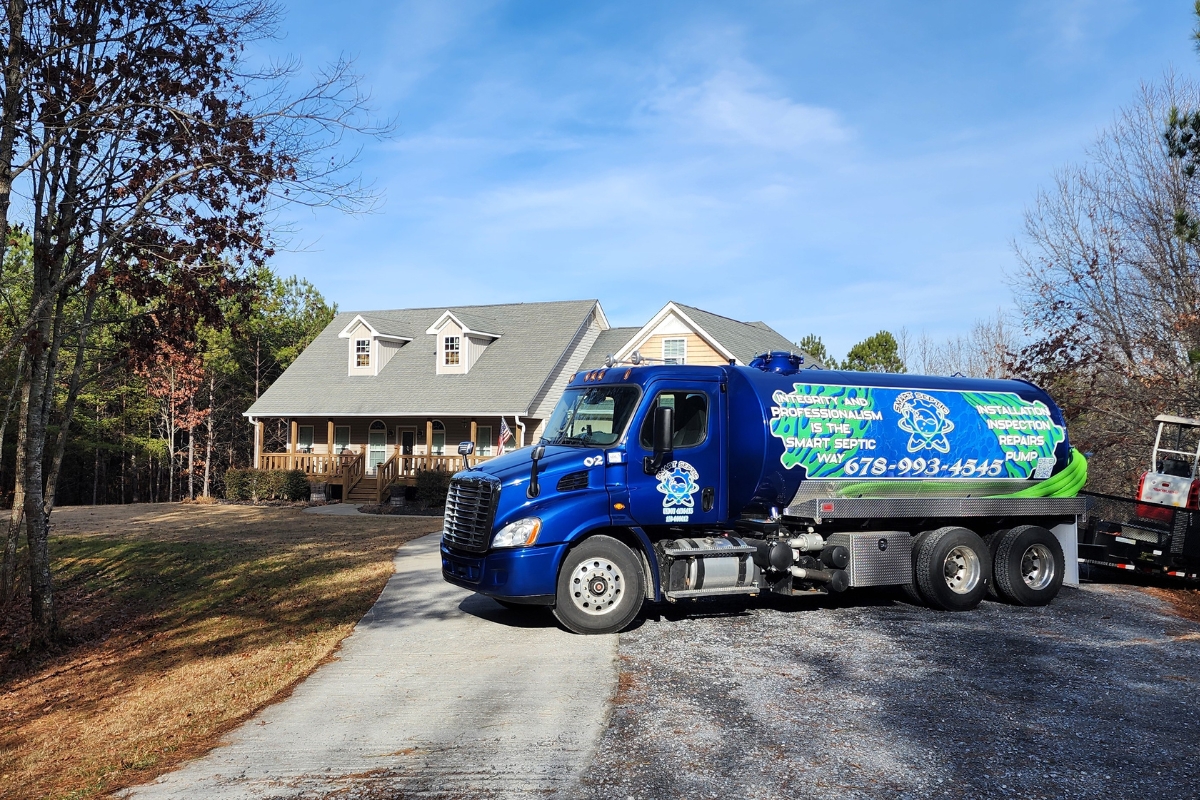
(492, 517, 542, 548)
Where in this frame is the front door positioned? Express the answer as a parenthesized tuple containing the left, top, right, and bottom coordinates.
(368, 428, 387, 473)
(400, 429, 415, 455)
(624, 380, 724, 528)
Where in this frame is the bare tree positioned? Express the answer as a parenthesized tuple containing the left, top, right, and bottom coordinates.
(900, 311, 1019, 379)
(1012, 76, 1200, 493)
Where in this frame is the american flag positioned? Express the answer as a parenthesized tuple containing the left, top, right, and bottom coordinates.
(498, 417, 514, 454)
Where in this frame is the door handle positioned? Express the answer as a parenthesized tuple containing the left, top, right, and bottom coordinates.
(702, 487, 714, 512)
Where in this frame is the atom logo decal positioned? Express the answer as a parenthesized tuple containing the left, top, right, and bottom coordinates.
(894, 391, 954, 454)
(656, 461, 699, 511)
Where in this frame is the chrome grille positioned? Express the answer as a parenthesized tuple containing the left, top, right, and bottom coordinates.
(442, 475, 500, 553)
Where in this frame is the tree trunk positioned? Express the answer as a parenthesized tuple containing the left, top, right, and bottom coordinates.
(0, 358, 28, 607)
(0, 0, 28, 273)
(45, 288, 97, 514)
(187, 399, 195, 501)
(203, 375, 213, 497)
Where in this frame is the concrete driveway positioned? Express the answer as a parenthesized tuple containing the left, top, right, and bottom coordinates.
(123, 533, 616, 800)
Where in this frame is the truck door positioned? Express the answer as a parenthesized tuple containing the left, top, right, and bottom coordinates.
(625, 381, 724, 528)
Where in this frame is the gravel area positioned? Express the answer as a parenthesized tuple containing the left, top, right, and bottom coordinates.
(576, 584, 1200, 800)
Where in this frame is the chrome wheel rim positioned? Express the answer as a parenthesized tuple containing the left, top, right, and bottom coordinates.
(1021, 543, 1056, 591)
(943, 545, 982, 594)
(569, 557, 624, 616)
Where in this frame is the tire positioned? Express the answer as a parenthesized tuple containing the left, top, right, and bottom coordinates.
(984, 529, 1008, 600)
(914, 526, 991, 612)
(553, 536, 645, 635)
(901, 530, 934, 605)
(992, 525, 1064, 606)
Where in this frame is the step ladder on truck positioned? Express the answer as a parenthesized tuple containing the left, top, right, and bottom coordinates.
(1079, 415, 1200, 579)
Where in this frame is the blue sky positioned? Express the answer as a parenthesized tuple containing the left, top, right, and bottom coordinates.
(266, 1, 1195, 359)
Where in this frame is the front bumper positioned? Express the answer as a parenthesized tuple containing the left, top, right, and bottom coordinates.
(440, 540, 567, 604)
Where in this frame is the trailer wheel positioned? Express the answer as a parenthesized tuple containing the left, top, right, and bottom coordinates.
(992, 525, 1063, 606)
(915, 527, 991, 612)
(901, 530, 935, 605)
(553, 536, 645, 635)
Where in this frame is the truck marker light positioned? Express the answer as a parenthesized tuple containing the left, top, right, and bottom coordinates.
(821, 502, 835, 513)
(613, 502, 626, 510)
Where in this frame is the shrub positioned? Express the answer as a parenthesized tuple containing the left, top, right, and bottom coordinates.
(280, 470, 310, 501)
(221, 468, 310, 502)
(223, 468, 253, 501)
(414, 468, 452, 509)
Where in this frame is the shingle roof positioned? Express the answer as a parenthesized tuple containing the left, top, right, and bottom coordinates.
(671, 303, 804, 364)
(246, 300, 599, 417)
(579, 327, 641, 369)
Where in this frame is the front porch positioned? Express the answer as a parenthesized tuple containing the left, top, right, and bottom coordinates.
(251, 416, 526, 504)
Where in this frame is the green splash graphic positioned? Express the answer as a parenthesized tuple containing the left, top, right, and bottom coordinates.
(961, 391, 1066, 478)
(770, 385, 878, 478)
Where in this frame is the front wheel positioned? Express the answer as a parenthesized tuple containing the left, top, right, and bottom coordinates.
(553, 536, 645, 635)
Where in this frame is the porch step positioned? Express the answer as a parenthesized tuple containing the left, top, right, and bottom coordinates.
(346, 478, 379, 503)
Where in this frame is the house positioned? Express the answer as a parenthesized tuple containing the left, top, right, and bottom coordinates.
(244, 299, 810, 502)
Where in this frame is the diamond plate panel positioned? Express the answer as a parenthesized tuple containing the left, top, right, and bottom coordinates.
(827, 531, 912, 587)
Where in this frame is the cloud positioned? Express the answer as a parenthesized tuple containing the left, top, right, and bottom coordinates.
(650, 67, 850, 153)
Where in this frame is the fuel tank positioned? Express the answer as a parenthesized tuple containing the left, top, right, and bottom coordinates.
(725, 352, 1072, 517)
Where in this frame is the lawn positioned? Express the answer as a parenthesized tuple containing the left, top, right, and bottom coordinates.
(0, 503, 442, 800)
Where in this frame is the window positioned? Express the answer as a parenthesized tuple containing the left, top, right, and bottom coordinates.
(477, 425, 492, 456)
(444, 336, 460, 366)
(431, 419, 446, 455)
(334, 426, 351, 454)
(662, 338, 686, 365)
(640, 391, 708, 449)
(544, 386, 642, 447)
(355, 339, 370, 367)
(297, 425, 314, 453)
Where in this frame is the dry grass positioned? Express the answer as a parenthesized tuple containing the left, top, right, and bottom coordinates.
(0, 503, 442, 800)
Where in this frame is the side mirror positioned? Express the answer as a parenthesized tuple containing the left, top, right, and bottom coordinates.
(644, 405, 674, 474)
(457, 440, 475, 471)
(528, 443, 546, 498)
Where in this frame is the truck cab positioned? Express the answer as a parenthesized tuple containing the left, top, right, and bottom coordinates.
(440, 363, 732, 633)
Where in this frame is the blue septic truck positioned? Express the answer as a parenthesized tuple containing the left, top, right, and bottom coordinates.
(440, 352, 1089, 634)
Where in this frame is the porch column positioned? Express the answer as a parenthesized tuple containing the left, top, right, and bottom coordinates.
(253, 419, 262, 469)
(470, 420, 477, 453)
(327, 420, 335, 456)
(289, 419, 298, 470)
(425, 419, 433, 459)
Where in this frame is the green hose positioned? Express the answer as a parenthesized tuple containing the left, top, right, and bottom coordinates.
(985, 448, 1088, 499)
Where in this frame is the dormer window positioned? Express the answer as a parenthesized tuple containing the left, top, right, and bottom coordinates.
(444, 336, 460, 366)
(427, 311, 501, 375)
(337, 314, 413, 376)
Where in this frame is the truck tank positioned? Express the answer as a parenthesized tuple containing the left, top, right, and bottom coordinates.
(725, 352, 1077, 517)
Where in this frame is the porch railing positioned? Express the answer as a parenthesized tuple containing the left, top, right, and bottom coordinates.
(257, 451, 494, 499)
(342, 452, 366, 496)
(376, 451, 400, 504)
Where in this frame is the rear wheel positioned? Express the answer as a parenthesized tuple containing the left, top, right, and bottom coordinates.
(993, 525, 1063, 606)
(901, 530, 934, 605)
(984, 529, 1008, 599)
(914, 526, 991, 612)
(553, 536, 645, 635)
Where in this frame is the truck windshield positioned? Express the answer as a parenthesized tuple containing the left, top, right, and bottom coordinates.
(543, 386, 641, 447)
